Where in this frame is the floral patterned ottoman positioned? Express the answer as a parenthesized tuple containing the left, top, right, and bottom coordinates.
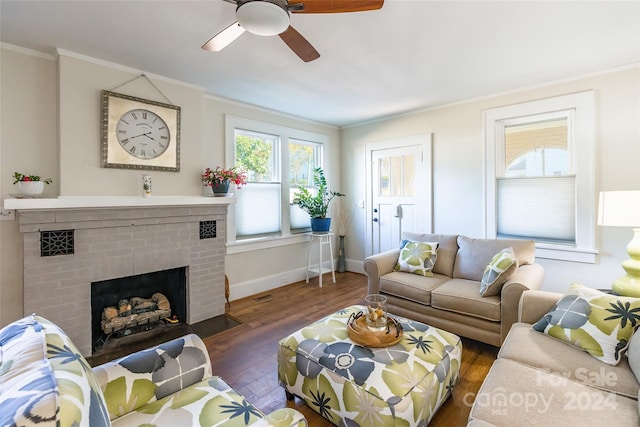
(277, 305, 462, 427)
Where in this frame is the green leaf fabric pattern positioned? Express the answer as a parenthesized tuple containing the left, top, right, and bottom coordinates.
(278, 305, 462, 427)
(302, 375, 341, 423)
(342, 381, 401, 427)
(103, 377, 156, 418)
(277, 343, 299, 387)
(302, 319, 349, 342)
(532, 283, 640, 365)
(259, 408, 307, 427)
(171, 387, 210, 410)
(44, 318, 111, 427)
(2, 317, 306, 427)
(382, 360, 428, 397)
(394, 241, 439, 277)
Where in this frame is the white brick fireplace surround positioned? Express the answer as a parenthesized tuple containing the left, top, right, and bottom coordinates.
(5, 196, 232, 355)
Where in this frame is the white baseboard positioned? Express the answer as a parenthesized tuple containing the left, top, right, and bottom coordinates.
(228, 257, 365, 301)
(345, 258, 365, 275)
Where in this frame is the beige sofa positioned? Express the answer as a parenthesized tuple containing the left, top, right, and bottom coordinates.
(468, 290, 640, 426)
(363, 233, 544, 347)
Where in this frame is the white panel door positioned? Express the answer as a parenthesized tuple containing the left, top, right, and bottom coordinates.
(366, 135, 432, 256)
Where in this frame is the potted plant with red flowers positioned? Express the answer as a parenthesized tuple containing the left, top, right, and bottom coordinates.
(202, 166, 247, 196)
(13, 172, 53, 196)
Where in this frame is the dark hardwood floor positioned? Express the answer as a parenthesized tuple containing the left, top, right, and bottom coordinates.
(206, 271, 499, 427)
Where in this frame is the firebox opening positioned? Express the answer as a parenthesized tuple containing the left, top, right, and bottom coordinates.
(91, 267, 187, 353)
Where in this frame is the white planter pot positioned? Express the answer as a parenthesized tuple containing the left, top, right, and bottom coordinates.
(17, 181, 44, 196)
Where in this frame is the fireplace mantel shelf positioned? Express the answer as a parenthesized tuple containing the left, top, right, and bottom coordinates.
(4, 195, 234, 211)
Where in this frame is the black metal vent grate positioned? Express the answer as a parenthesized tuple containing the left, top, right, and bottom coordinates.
(199, 220, 217, 239)
(41, 230, 74, 257)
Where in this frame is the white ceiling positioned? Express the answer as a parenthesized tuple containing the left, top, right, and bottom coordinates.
(1, 0, 639, 127)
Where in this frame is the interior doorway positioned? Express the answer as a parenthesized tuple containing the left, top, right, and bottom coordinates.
(365, 134, 433, 257)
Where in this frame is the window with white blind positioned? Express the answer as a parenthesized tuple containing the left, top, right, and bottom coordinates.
(484, 92, 597, 263)
(225, 115, 328, 252)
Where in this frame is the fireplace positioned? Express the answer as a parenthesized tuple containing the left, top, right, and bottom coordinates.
(91, 267, 187, 352)
(11, 197, 231, 355)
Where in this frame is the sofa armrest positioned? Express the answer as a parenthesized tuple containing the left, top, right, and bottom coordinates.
(518, 289, 563, 324)
(363, 249, 401, 294)
(93, 333, 212, 420)
(499, 263, 545, 344)
(253, 408, 308, 427)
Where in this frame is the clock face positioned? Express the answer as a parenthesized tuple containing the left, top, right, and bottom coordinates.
(116, 109, 170, 160)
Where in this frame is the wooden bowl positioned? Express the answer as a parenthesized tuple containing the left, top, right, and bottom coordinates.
(347, 313, 403, 348)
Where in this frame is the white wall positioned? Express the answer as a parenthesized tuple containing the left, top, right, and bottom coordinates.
(57, 52, 206, 196)
(342, 65, 640, 293)
(0, 46, 340, 326)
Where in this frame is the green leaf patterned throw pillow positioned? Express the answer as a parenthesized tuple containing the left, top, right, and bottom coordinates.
(532, 283, 640, 365)
(394, 240, 439, 277)
(480, 247, 518, 297)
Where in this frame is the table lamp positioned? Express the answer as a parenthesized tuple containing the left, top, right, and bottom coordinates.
(598, 190, 640, 297)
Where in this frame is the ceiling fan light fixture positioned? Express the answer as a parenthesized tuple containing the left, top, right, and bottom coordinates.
(236, 0, 290, 36)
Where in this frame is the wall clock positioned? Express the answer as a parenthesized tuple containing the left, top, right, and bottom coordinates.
(101, 90, 181, 171)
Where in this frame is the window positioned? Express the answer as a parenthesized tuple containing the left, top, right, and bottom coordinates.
(288, 138, 323, 231)
(225, 115, 328, 252)
(484, 92, 597, 263)
(234, 129, 281, 238)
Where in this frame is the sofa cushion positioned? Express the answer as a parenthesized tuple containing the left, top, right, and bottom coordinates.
(402, 232, 458, 277)
(480, 247, 518, 297)
(431, 278, 501, 321)
(532, 284, 640, 366)
(380, 272, 449, 305)
(394, 240, 438, 276)
(109, 376, 266, 427)
(470, 358, 639, 427)
(500, 323, 640, 399)
(453, 236, 535, 281)
(0, 315, 110, 427)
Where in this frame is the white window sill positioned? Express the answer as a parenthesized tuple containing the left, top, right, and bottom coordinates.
(226, 233, 311, 254)
(535, 243, 598, 264)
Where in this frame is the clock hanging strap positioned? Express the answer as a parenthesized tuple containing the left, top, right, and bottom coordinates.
(109, 73, 174, 105)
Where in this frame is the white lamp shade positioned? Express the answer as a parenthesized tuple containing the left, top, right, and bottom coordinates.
(598, 190, 640, 227)
(236, 1, 290, 36)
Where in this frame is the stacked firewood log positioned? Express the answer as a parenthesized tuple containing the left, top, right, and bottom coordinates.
(101, 292, 171, 334)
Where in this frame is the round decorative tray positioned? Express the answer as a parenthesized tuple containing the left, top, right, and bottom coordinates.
(347, 313, 403, 348)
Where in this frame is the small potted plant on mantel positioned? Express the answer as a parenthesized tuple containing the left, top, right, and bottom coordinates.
(202, 166, 247, 196)
(13, 172, 52, 196)
(293, 167, 345, 233)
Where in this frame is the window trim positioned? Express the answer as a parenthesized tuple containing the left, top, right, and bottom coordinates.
(225, 115, 329, 253)
(484, 91, 597, 263)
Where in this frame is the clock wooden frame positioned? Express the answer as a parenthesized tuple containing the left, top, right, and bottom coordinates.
(101, 90, 181, 171)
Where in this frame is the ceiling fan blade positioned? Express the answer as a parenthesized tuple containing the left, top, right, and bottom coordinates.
(201, 22, 246, 51)
(279, 26, 320, 62)
(290, 0, 383, 14)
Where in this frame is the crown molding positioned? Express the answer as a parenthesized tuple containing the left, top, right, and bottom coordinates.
(55, 48, 206, 92)
(1, 42, 56, 60)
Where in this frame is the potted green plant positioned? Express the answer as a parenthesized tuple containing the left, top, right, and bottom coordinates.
(13, 172, 52, 196)
(293, 167, 345, 233)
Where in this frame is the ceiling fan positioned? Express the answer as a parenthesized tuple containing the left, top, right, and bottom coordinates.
(201, 0, 384, 62)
